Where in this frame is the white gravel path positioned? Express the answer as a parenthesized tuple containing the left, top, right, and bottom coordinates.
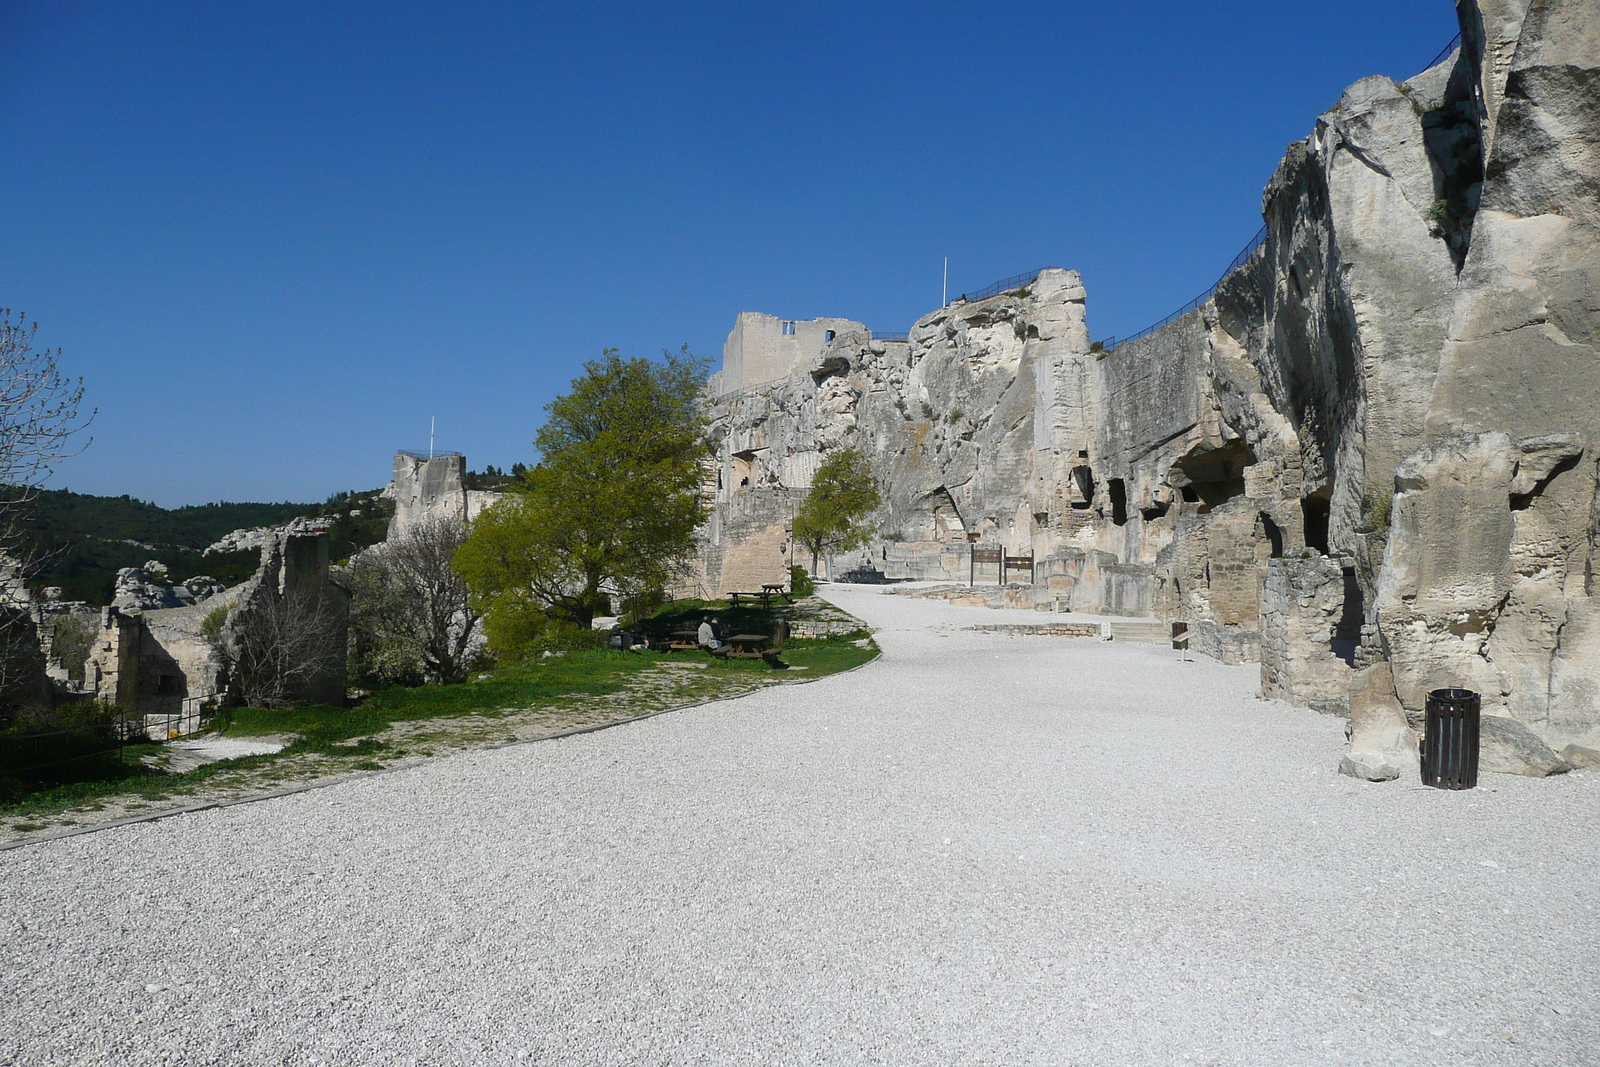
(3, 586, 1597, 1065)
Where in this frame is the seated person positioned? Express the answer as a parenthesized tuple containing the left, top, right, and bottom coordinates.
(697, 616, 724, 653)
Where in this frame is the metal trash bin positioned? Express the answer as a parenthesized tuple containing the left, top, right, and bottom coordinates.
(1421, 687, 1481, 790)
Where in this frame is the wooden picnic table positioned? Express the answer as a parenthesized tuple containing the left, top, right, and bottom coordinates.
(724, 633, 773, 659)
(663, 627, 701, 652)
(729, 586, 792, 609)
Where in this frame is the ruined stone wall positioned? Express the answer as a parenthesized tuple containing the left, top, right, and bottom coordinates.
(715, 313, 870, 396)
(1259, 556, 1355, 714)
(85, 608, 139, 708)
(84, 529, 349, 711)
(686, 488, 799, 597)
(387, 453, 501, 540)
(128, 597, 236, 713)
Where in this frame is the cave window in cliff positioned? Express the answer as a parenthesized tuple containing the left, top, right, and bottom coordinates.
(1510, 452, 1581, 510)
(1070, 465, 1095, 509)
(1026, 324, 1039, 339)
(1302, 487, 1332, 554)
(782, 321, 796, 336)
(1109, 478, 1128, 526)
(1180, 486, 1200, 503)
(825, 330, 836, 342)
(1141, 500, 1170, 522)
(1260, 512, 1283, 558)
(732, 450, 759, 491)
(1174, 439, 1254, 514)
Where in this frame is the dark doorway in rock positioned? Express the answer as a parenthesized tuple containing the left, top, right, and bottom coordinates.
(1261, 512, 1284, 558)
(1334, 566, 1364, 665)
(1302, 487, 1332, 554)
(1070, 465, 1095, 509)
(1109, 478, 1128, 526)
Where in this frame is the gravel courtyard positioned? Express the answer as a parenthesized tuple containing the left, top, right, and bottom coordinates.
(3, 586, 1597, 1065)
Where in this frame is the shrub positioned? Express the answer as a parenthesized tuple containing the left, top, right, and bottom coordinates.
(790, 565, 814, 598)
(1359, 490, 1394, 532)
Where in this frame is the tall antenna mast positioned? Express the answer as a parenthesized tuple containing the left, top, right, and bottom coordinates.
(943, 257, 948, 307)
(429, 416, 435, 460)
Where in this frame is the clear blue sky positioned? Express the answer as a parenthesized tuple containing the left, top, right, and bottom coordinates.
(2, 0, 1458, 506)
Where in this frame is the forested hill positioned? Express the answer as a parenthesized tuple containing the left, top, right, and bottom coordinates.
(13, 488, 391, 605)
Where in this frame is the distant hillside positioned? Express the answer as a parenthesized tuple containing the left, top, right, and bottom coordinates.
(12, 488, 393, 605)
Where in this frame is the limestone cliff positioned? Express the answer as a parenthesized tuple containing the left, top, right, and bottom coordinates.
(1379, 0, 1600, 749)
(696, 0, 1600, 760)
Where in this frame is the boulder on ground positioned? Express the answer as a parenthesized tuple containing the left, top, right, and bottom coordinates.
(1479, 715, 1571, 777)
(1559, 744, 1600, 769)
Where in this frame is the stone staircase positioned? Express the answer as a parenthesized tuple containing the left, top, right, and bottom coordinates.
(1105, 619, 1170, 643)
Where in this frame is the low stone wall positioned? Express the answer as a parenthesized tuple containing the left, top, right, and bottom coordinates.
(790, 619, 864, 638)
(1190, 620, 1261, 665)
(1258, 556, 1353, 714)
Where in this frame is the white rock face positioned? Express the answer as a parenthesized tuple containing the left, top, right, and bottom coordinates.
(695, 0, 1600, 762)
(111, 568, 228, 612)
(205, 517, 332, 556)
(1384, 0, 1600, 751)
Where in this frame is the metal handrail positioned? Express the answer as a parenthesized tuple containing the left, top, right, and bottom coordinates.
(870, 331, 910, 343)
(953, 268, 1058, 305)
(396, 450, 465, 461)
(1424, 32, 1463, 72)
(1, 696, 219, 773)
(1097, 32, 1463, 354)
(1100, 225, 1268, 352)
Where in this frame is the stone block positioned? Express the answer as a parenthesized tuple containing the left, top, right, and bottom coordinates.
(1339, 663, 1419, 782)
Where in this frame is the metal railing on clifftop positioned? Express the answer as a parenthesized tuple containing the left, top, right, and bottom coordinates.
(955, 268, 1056, 304)
(1097, 225, 1268, 352)
(1095, 32, 1463, 354)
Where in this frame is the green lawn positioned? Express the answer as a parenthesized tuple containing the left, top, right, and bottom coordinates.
(1, 629, 877, 822)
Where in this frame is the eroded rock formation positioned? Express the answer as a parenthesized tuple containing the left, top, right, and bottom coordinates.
(695, 0, 1600, 770)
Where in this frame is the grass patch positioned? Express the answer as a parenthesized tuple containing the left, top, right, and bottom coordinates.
(1, 624, 878, 824)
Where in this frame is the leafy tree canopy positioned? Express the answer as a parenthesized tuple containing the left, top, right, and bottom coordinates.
(791, 448, 882, 575)
(454, 347, 710, 654)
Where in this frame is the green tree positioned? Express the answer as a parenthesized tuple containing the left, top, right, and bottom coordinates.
(792, 448, 882, 577)
(454, 347, 710, 655)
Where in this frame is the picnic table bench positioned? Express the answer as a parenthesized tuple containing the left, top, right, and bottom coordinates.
(663, 627, 701, 652)
(727, 585, 793, 609)
(723, 633, 772, 659)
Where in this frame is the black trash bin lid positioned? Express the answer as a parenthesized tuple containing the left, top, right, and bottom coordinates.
(1428, 687, 1479, 704)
